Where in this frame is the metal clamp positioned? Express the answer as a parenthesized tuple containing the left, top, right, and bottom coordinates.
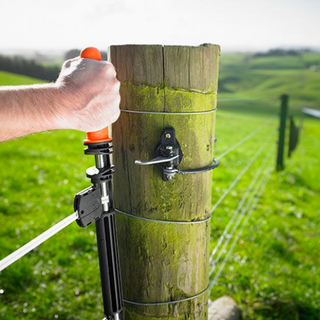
(135, 127, 219, 181)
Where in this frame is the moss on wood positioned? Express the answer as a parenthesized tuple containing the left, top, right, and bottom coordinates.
(110, 44, 220, 319)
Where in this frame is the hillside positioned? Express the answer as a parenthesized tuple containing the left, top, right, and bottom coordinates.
(218, 51, 320, 112)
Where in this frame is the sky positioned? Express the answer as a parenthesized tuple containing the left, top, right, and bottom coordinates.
(0, 0, 319, 53)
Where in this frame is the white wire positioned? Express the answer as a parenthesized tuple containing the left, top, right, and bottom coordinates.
(216, 121, 270, 161)
(0, 212, 78, 272)
(209, 149, 272, 266)
(211, 133, 273, 214)
(209, 168, 272, 290)
(218, 98, 257, 102)
(210, 168, 266, 276)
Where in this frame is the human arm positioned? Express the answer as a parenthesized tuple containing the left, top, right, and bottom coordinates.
(0, 58, 121, 142)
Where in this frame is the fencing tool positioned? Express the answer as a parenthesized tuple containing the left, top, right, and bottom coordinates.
(0, 47, 124, 320)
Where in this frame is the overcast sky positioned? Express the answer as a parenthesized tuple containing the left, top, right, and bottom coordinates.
(0, 0, 319, 53)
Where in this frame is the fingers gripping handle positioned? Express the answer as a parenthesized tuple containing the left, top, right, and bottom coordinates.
(80, 47, 111, 144)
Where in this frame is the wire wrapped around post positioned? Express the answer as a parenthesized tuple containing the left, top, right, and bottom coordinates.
(110, 44, 220, 319)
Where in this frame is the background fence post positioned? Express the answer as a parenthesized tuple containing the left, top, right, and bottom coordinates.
(288, 115, 300, 158)
(110, 44, 220, 319)
(276, 94, 289, 171)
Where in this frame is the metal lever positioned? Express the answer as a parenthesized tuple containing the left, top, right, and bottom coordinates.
(134, 128, 183, 181)
(135, 127, 219, 181)
(135, 154, 179, 166)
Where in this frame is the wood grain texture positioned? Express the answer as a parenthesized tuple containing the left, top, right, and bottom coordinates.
(110, 44, 220, 319)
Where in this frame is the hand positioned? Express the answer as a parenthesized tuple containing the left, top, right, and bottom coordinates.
(55, 57, 121, 132)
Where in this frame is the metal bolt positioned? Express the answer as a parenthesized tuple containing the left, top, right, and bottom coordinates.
(166, 174, 174, 181)
(166, 146, 174, 159)
(165, 133, 171, 139)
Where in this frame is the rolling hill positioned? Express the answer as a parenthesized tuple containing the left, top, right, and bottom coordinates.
(218, 51, 320, 113)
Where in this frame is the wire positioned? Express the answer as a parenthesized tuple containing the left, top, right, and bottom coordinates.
(211, 133, 273, 214)
(209, 148, 272, 265)
(218, 98, 257, 102)
(0, 212, 78, 272)
(210, 168, 266, 276)
(216, 121, 270, 161)
(209, 167, 272, 290)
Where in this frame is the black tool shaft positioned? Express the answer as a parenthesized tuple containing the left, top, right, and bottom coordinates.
(96, 210, 123, 317)
(91, 145, 123, 319)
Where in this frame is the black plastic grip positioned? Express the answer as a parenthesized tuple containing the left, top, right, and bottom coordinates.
(96, 211, 123, 316)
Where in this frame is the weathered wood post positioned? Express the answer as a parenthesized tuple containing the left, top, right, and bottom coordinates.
(276, 94, 288, 171)
(110, 44, 220, 319)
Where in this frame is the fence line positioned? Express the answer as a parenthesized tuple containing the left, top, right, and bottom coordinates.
(211, 132, 274, 214)
(209, 145, 273, 266)
(218, 98, 257, 102)
(0, 125, 275, 273)
(216, 120, 270, 161)
(209, 165, 272, 290)
(209, 162, 269, 277)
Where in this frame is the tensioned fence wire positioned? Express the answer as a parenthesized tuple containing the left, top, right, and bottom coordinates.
(218, 98, 258, 102)
(209, 142, 274, 266)
(216, 120, 270, 161)
(209, 164, 273, 290)
(211, 129, 274, 214)
(0, 119, 275, 272)
(209, 153, 272, 276)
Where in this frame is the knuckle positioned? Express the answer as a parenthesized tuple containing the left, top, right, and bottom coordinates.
(62, 59, 73, 69)
(111, 109, 121, 123)
(106, 64, 117, 77)
(113, 80, 121, 91)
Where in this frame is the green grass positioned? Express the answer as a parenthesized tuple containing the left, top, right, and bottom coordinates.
(0, 53, 320, 320)
(219, 52, 320, 110)
(211, 113, 320, 319)
(0, 71, 44, 86)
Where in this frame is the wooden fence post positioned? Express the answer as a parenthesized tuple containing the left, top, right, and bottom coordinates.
(276, 94, 288, 171)
(110, 44, 220, 319)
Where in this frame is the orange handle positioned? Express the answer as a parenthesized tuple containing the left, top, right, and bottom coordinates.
(80, 47, 111, 144)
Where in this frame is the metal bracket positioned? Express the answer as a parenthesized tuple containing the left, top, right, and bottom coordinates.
(74, 186, 103, 228)
(135, 127, 219, 181)
(86, 166, 115, 184)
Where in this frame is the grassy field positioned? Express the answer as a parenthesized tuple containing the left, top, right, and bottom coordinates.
(218, 51, 320, 112)
(0, 52, 319, 319)
(211, 112, 320, 319)
(0, 71, 45, 86)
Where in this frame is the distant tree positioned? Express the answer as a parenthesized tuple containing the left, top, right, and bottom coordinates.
(253, 48, 310, 58)
(64, 49, 81, 60)
(0, 55, 60, 81)
(0, 48, 110, 82)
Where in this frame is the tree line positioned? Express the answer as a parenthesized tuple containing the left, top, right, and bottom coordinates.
(0, 49, 108, 82)
(254, 48, 312, 58)
(0, 55, 60, 81)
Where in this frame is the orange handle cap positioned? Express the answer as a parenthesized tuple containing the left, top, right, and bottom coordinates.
(80, 47, 102, 61)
